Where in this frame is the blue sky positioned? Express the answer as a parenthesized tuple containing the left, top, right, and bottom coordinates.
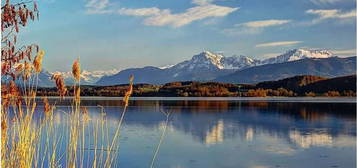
(21, 0, 356, 71)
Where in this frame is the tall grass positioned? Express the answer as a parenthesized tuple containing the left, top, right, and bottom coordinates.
(1, 56, 136, 168)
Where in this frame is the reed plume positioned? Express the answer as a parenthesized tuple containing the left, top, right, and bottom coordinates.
(1, 119, 7, 138)
(33, 50, 45, 73)
(123, 75, 134, 107)
(42, 97, 51, 117)
(23, 61, 32, 81)
(51, 74, 67, 98)
(1, 89, 10, 110)
(15, 63, 24, 73)
(72, 59, 80, 82)
(9, 80, 19, 97)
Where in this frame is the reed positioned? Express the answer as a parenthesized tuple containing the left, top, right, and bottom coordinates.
(33, 50, 45, 73)
(150, 109, 171, 168)
(1, 54, 137, 168)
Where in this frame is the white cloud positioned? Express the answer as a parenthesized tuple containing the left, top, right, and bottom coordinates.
(85, 0, 112, 14)
(237, 19, 291, 28)
(86, 0, 238, 27)
(331, 49, 356, 56)
(306, 9, 356, 23)
(117, 4, 238, 27)
(310, 0, 341, 5)
(256, 41, 303, 47)
(118, 8, 168, 16)
(223, 19, 290, 35)
(140, 4, 238, 27)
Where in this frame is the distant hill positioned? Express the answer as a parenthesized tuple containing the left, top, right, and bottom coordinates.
(214, 57, 356, 84)
(256, 75, 328, 91)
(299, 75, 356, 93)
(96, 66, 169, 85)
(255, 74, 356, 94)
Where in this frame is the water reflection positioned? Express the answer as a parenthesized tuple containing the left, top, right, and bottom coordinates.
(29, 98, 356, 167)
(39, 99, 356, 146)
(289, 130, 333, 148)
(205, 120, 224, 145)
(245, 127, 254, 141)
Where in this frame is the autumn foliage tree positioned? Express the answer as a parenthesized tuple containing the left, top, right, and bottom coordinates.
(1, 0, 40, 80)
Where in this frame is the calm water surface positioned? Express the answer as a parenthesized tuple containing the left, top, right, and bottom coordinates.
(18, 97, 357, 168)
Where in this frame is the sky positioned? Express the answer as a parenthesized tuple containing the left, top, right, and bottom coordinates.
(20, 0, 356, 71)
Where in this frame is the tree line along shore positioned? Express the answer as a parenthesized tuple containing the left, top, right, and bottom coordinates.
(31, 75, 356, 97)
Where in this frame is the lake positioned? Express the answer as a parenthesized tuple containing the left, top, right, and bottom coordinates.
(10, 97, 357, 168)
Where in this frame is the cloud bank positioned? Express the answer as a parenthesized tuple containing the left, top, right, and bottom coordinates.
(85, 0, 238, 27)
(118, 4, 238, 27)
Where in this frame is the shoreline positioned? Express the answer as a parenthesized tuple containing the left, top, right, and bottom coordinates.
(36, 96, 357, 103)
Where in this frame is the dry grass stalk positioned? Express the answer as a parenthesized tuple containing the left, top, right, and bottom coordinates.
(9, 80, 19, 97)
(42, 97, 51, 117)
(123, 75, 134, 107)
(1, 119, 7, 157)
(74, 86, 80, 103)
(15, 63, 24, 73)
(104, 75, 134, 167)
(81, 107, 90, 123)
(51, 74, 67, 98)
(72, 59, 80, 82)
(23, 61, 32, 81)
(33, 50, 44, 73)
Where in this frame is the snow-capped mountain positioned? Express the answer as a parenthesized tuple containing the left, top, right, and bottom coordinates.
(1, 70, 55, 87)
(170, 51, 224, 70)
(96, 48, 347, 85)
(172, 49, 333, 71)
(51, 69, 119, 85)
(221, 55, 260, 69)
(169, 51, 258, 71)
(262, 49, 332, 64)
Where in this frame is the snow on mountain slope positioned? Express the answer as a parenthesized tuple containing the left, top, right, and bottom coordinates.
(94, 48, 338, 85)
(262, 49, 332, 64)
(171, 51, 224, 70)
(221, 55, 260, 69)
(96, 49, 331, 83)
(170, 51, 257, 71)
(51, 69, 119, 84)
(159, 64, 175, 69)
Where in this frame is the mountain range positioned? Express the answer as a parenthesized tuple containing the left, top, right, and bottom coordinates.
(96, 48, 355, 85)
(215, 56, 356, 83)
(4, 48, 354, 87)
